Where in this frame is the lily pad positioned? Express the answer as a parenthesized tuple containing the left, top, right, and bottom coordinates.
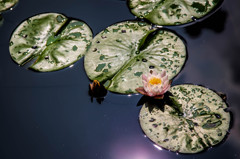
(128, 0, 223, 26)
(139, 84, 231, 153)
(0, 0, 18, 13)
(84, 21, 186, 94)
(9, 13, 92, 72)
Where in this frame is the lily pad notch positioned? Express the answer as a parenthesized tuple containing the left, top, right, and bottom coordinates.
(9, 13, 93, 72)
(139, 84, 231, 154)
(84, 21, 187, 94)
(128, 0, 224, 26)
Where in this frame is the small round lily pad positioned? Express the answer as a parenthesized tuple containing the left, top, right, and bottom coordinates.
(84, 21, 186, 94)
(9, 13, 92, 72)
(139, 84, 231, 153)
(128, 0, 223, 26)
(0, 0, 18, 13)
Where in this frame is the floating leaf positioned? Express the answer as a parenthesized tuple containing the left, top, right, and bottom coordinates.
(84, 21, 186, 94)
(128, 0, 223, 26)
(0, 0, 18, 13)
(139, 84, 231, 153)
(9, 13, 92, 72)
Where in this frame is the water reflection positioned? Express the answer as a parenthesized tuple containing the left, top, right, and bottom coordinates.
(223, 44, 240, 85)
(153, 144, 163, 151)
(90, 96, 105, 104)
(185, 9, 228, 38)
(0, 15, 3, 27)
(109, 137, 172, 159)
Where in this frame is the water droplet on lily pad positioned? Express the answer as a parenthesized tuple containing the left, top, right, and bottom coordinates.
(138, 21, 147, 26)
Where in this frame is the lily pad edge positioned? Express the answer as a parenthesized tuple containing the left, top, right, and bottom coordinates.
(126, 0, 224, 27)
(0, 0, 19, 14)
(138, 83, 232, 154)
(9, 12, 93, 72)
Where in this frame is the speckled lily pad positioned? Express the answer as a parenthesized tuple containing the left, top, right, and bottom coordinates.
(0, 0, 18, 13)
(139, 84, 231, 153)
(84, 21, 186, 94)
(9, 13, 92, 72)
(128, 0, 223, 26)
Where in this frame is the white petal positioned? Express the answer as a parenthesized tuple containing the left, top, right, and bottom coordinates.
(152, 70, 158, 76)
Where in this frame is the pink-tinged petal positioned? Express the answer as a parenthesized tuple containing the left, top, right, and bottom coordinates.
(158, 90, 167, 95)
(162, 81, 168, 89)
(136, 87, 147, 95)
(139, 69, 171, 98)
(154, 87, 159, 92)
(152, 70, 158, 76)
(142, 74, 148, 82)
(158, 89, 167, 95)
(143, 83, 147, 88)
(155, 87, 162, 95)
(161, 82, 169, 89)
(147, 91, 155, 97)
(161, 83, 170, 93)
(157, 82, 170, 95)
(144, 87, 150, 94)
(158, 84, 164, 91)
(160, 70, 166, 78)
(162, 76, 168, 82)
(143, 80, 148, 86)
(154, 95, 164, 99)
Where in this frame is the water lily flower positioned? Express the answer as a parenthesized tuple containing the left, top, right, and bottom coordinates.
(136, 70, 171, 99)
(89, 80, 107, 98)
(89, 80, 101, 91)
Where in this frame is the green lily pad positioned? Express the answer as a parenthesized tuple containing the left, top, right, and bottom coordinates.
(128, 0, 223, 26)
(84, 21, 186, 94)
(0, 0, 18, 13)
(9, 13, 92, 72)
(139, 84, 231, 153)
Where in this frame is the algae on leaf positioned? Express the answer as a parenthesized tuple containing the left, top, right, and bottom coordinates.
(139, 84, 231, 153)
(128, 0, 223, 26)
(9, 13, 92, 72)
(84, 21, 186, 94)
(0, 0, 18, 13)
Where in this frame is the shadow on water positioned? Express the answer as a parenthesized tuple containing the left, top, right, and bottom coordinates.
(184, 9, 228, 38)
(172, 74, 187, 85)
(0, 15, 3, 27)
(105, 0, 126, 2)
(223, 45, 240, 85)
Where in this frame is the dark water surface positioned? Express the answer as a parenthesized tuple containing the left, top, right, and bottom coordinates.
(0, 0, 240, 159)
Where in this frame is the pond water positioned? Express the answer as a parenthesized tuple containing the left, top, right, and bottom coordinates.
(0, 0, 240, 159)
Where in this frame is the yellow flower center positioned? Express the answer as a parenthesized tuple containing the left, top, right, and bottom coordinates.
(149, 77, 162, 85)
